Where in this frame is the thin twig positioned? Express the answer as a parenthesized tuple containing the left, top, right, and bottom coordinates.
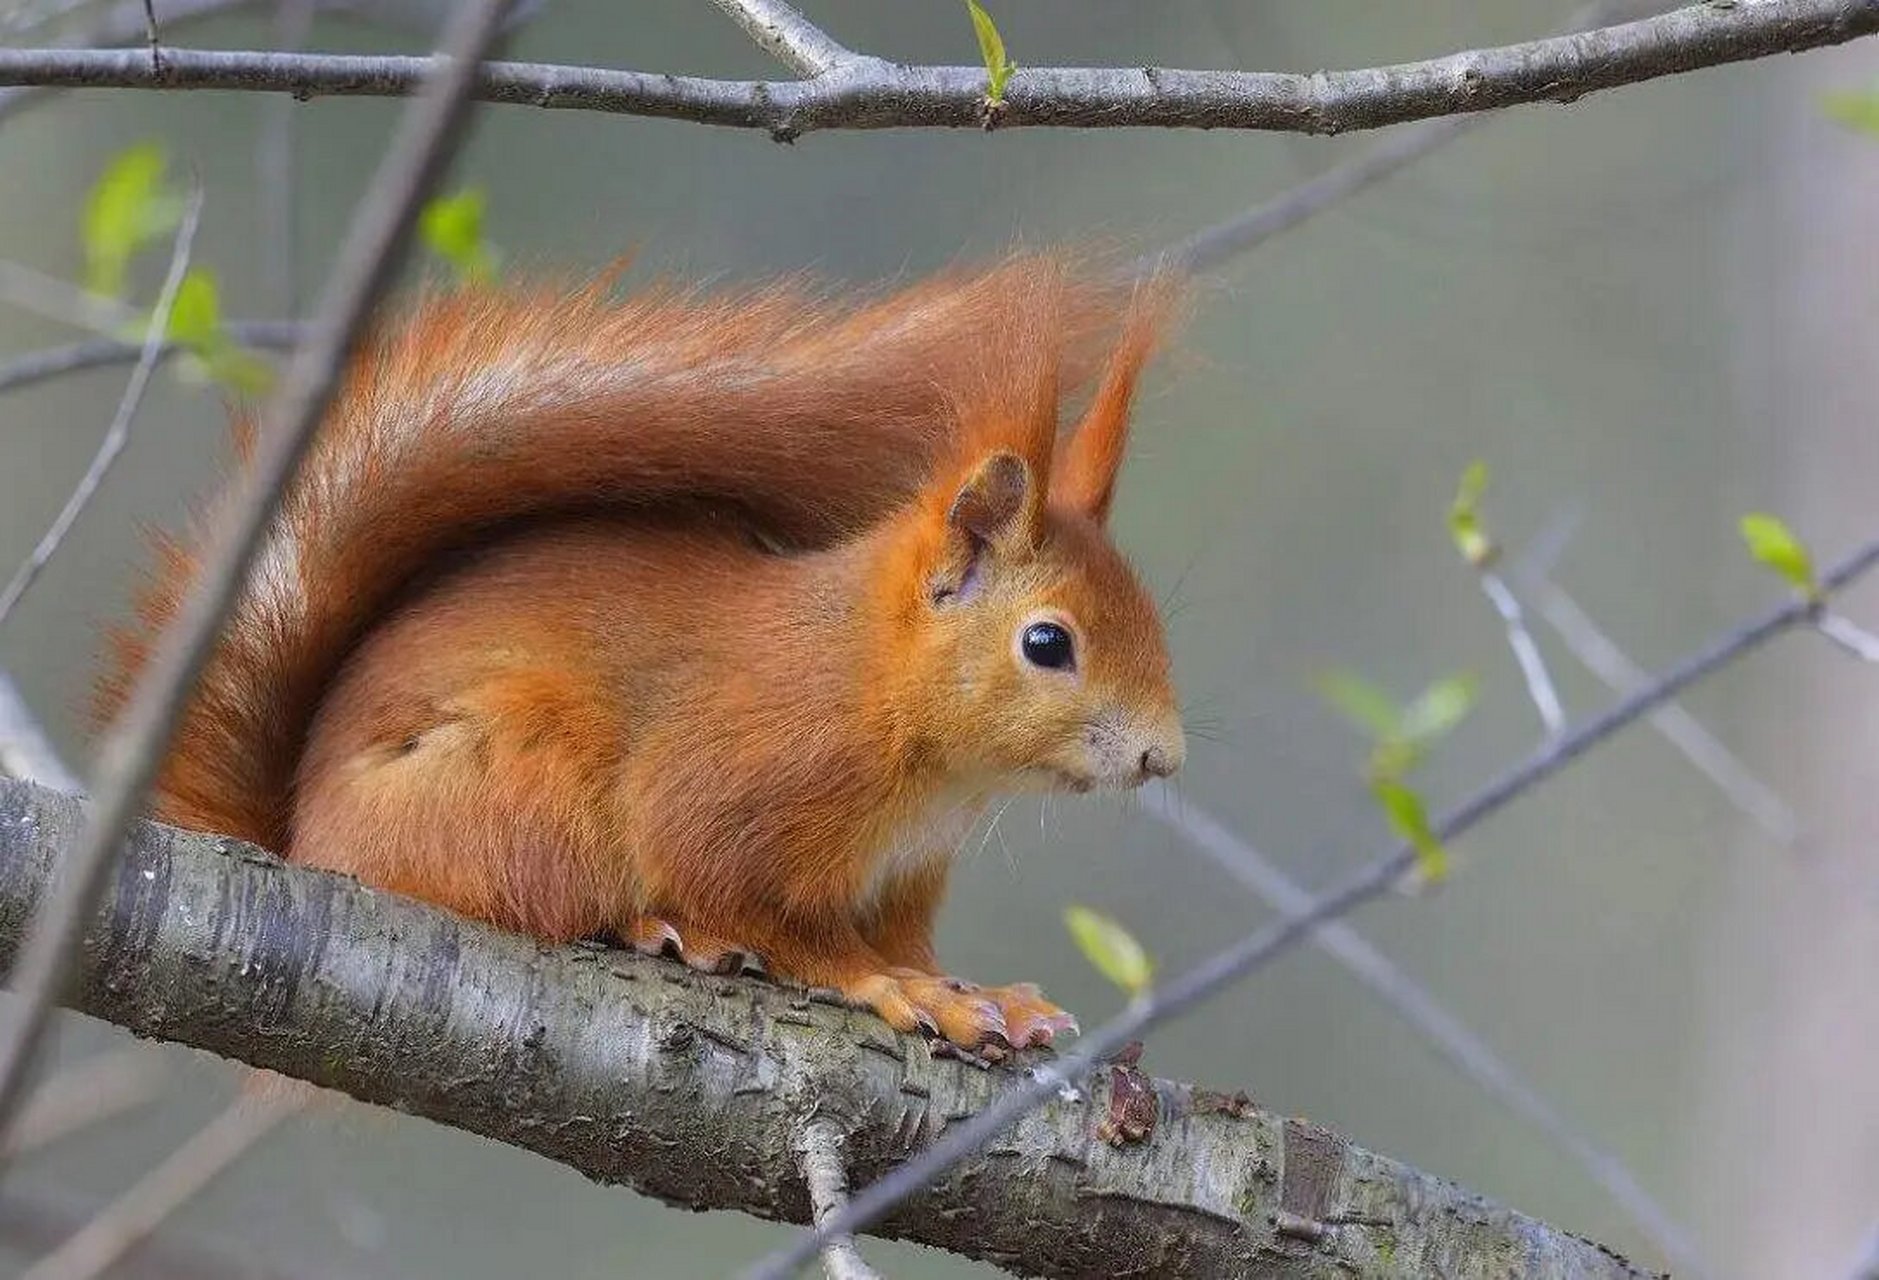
(1815, 609, 1879, 662)
(1526, 576, 1802, 847)
(0, 185, 205, 632)
(1142, 791, 1710, 1279)
(0, 261, 137, 334)
(0, 1183, 331, 1280)
(0, 673, 80, 794)
(259, 0, 316, 315)
(19, 1093, 301, 1280)
(708, 0, 854, 77)
(745, 532, 1879, 1280)
(139, 0, 162, 73)
(1143, 0, 1671, 274)
(2, 1045, 165, 1158)
(797, 1120, 879, 1280)
(1481, 570, 1567, 735)
(0, 320, 301, 396)
(0, 0, 514, 1157)
(0, 0, 1874, 137)
(1149, 114, 1482, 277)
(0, 0, 548, 127)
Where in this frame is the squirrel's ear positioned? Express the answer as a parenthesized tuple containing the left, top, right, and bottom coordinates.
(1053, 281, 1175, 524)
(948, 451, 1031, 543)
(933, 451, 1034, 603)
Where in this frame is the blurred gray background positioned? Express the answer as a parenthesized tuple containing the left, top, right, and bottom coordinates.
(2, 2, 1877, 1277)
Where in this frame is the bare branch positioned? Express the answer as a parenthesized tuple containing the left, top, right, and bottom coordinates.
(0, 0, 1873, 138)
(708, 0, 854, 77)
(0, 0, 514, 1153)
(1147, 0, 1669, 276)
(258, 0, 317, 315)
(752, 531, 1879, 1277)
(1815, 609, 1879, 662)
(0, 261, 136, 334)
(0, 321, 301, 396)
(0, 777, 1659, 1279)
(2, 1045, 164, 1158)
(0, 185, 205, 632)
(0, 673, 79, 794)
(139, 0, 163, 73)
(0, 0, 270, 125)
(798, 1120, 879, 1280)
(1524, 576, 1802, 847)
(1481, 571, 1568, 735)
(0, 1183, 332, 1280)
(1143, 791, 1709, 1279)
(20, 1093, 300, 1280)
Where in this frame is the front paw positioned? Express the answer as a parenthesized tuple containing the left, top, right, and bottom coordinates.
(847, 968, 1013, 1052)
(978, 981, 1078, 1049)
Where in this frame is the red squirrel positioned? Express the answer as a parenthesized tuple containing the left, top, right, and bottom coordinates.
(96, 253, 1186, 1054)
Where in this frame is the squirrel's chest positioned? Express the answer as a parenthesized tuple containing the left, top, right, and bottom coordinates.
(858, 783, 989, 908)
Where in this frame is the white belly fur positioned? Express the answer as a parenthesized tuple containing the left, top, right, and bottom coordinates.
(860, 783, 990, 912)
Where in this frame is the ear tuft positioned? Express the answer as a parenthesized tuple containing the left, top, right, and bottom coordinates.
(948, 452, 1031, 544)
(1052, 275, 1182, 524)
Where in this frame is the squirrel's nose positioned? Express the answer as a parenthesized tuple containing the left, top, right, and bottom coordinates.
(1139, 742, 1181, 780)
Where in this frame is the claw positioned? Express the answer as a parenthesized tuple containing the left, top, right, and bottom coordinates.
(629, 920, 683, 958)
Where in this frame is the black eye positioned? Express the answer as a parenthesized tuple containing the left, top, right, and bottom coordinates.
(1020, 621, 1075, 671)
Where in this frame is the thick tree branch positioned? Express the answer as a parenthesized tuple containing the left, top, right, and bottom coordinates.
(0, 0, 1872, 137)
(0, 777, 1655, 1279)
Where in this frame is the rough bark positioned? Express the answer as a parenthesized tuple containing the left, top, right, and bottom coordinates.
(0, 778, 1655, 1279)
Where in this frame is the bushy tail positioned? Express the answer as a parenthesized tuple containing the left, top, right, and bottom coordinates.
(96, 254, 1137, 850)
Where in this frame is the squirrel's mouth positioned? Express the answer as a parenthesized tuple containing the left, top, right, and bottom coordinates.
(1052, 770, 1096, 794)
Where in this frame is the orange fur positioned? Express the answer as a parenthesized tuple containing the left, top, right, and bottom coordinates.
(96, 253, 1186, 1051)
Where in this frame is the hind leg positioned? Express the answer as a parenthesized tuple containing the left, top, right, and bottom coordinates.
(620, 915, 763, 975)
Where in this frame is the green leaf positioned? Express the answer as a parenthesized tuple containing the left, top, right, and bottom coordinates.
(161, 269, 274, 397)
(1446, 459, 1497, 568)
(1824, 89, 1879, 136)
(1064, 905, 1152, 997)
(194, 345, 275, 398)
(1372, 778, 1448, 884)
(966, 0, 1016, 103)
(419, 187, 498, 284)
(165, 268, 222, 349)
(1740, 513, 1819, 599)
(83, 142, 184, 299)
(1399, 672, 1479, 750)
(1314, 669, 1401, 741)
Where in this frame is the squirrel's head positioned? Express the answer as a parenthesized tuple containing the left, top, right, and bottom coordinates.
(876, 274, 1185, 794)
